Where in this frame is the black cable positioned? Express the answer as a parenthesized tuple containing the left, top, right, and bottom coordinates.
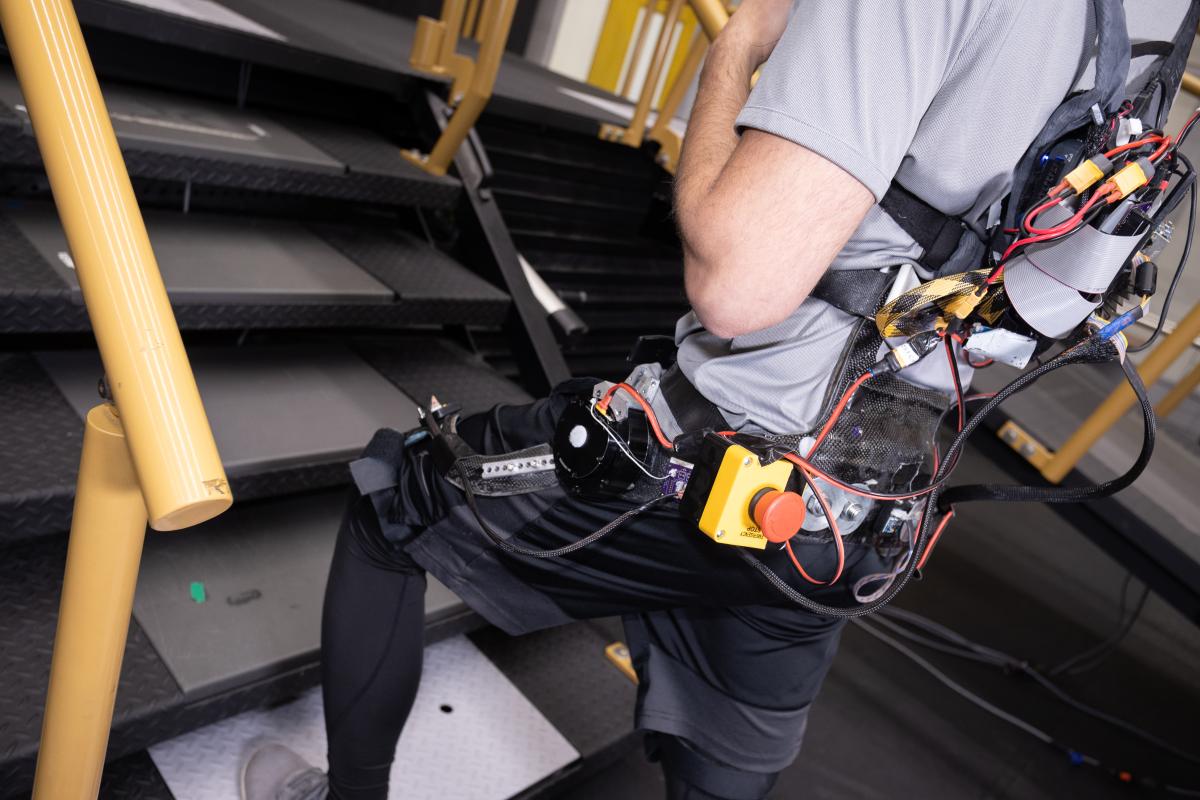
(875, 607, 1200, 769)
(457, 467, 674, 559)
(1130, 168, 1196, 353)
(741, 339, 1115, 617)
(938, 350, 1155, 509)
(857, 615, 1200, 797)
(1050, 573, 1150, 676)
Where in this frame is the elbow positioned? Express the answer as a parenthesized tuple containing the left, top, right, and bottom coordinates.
(684, 252, 759, 339)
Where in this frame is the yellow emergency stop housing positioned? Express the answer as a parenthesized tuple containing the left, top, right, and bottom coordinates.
(697, 444, 793, 550)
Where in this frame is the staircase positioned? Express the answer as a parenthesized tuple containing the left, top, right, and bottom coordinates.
(475, 112, 690, 381)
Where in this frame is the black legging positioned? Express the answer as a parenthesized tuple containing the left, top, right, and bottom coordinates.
(321, 494, 427, 800)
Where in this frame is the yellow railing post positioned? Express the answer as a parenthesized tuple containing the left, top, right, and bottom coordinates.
(1155, 359, 1200, 420)
(1040, 299, 1200, 483)
(688, 0, 729, 41)
(598, 0, 728, 153)
(405, 0, 519, 176)
(1182, 70, 1200, 97)
(619, 0, 656, 97)
(0, 0, 232, 795)
(648, 31, 707, 171)
(410, 0, 475, 104)
(601, 0, 684, 148)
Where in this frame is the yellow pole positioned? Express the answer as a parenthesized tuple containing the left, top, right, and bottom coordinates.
(1155, 359, 1200, 420)
(623, 0, 685, 148)
(688, 0, 729, 41)
(32, 408, 148, 799)
(0, 0, 229, 529)
(619, 0, 656, 97)
(0, 0, 232, 794)
(1182, 71, 1200, 97)
(649, 31, 707, 172)
(1042, 300, 1200, 483)
(439, 0, 467, 68)
(463, 0, 480, 39)
(407, 0, 519, 176)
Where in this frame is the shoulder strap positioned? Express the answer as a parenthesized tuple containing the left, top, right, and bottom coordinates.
(1002, 0, 1131, 232)
(878, 181, 972, 272)
(1139, 0, 1200, 126)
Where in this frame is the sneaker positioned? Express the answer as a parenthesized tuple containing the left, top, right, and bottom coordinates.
(240, 743, 329, 800)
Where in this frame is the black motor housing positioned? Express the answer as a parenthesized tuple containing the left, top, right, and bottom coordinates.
(553, 398, 651, 499)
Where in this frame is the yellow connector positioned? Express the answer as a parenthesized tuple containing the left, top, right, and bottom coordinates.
(1062, 156, 1109, 195)
(1104, 157, 1154, 202)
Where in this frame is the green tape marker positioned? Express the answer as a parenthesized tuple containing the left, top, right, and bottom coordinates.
(190, 581, 207, 604)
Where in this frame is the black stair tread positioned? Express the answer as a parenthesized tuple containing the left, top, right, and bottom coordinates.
(74, 0, 404, 93)
(0, 64, 342, 173)
(0, 491, 480, 797)
(0, 65, 459, 211)
(480, 131, 655, 180)
(0, 207, 508, 333)
(0, 337, 525, 543)
(511, 226, 681, 257)
(553, 287, 687, 309)
(313, 224, 510, 311)
(359, 336, 534, 414)
(0, 355, 83, 548)
(75, 0, 642, 133)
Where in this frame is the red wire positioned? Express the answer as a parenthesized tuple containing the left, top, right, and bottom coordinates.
(990, 192, 1107, 282)
(598, 383, 674, 449)
(808, 372, 872, 458)
(943, 336, 964, 432)
(784, 460, 846, 585)
(785, 452, 937, 501)
(1023, 196, 1070, 235)
(1104, 134, 1167, 160)
(917, 510, 956, 570)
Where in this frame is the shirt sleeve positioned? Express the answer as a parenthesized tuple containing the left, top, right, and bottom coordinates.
(735, 0, 989, 201)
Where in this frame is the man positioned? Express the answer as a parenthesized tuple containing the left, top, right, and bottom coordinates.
(243, 0, 1190, 797)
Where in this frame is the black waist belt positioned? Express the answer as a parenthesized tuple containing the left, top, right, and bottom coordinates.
(660, 365, 727, 434)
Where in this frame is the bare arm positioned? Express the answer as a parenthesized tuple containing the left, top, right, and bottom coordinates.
(675, 1, 875, 338)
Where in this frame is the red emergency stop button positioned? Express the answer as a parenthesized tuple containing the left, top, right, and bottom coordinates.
(750, 489, 806, 543)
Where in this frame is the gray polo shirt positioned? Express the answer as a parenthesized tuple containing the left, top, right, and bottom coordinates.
(675, 0, 1192, 434)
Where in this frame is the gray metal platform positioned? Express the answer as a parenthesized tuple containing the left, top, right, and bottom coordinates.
(37, 345, 418, 475)
(0, 65, 342, 173)
(74, 0, 653, 131)
(133, 488, 462, 696)
(11, 205, 394, 306)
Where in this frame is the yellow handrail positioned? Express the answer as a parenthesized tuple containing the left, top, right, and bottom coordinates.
(597, 0, 729, 160)
(405, 0, 519, 176)
(1040, 300, 1200, 483)
(1183, 70, 1200, 97)
(410, 0, 476, 104)
(0, 0, 232, 795)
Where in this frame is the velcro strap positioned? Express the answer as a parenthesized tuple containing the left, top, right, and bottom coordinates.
(879, 181, 967, 271)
